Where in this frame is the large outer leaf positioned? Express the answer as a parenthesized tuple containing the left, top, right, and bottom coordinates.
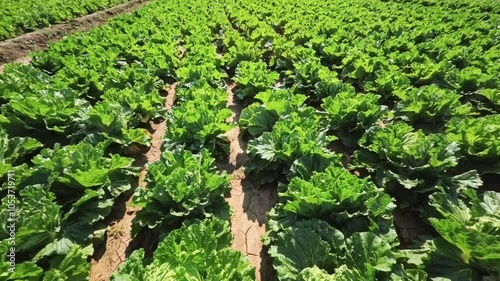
(423, 238, 482, 281)
(239, 89, 307, 137)
(268, 219, 345, 280)
(393, 85, 471, 124)
(165, 88, 232, 154)
(428, 190, 500, 275)
(42, 245, 93, 281)
(0, 185, 61, 253)
(0, 128, 42, 179)
(346, 232, 396, 278)
(0, 258, 43, 281)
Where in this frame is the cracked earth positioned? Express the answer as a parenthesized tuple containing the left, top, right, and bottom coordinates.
(89, 84, 177, 281)
(224, 82, 278, 281)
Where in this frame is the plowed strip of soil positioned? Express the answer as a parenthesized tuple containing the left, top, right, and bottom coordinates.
(0, 57, 32, 73)
(0, 0, 151, 67)
(88, 84, 176, 281)
(224, 82, 278, 281)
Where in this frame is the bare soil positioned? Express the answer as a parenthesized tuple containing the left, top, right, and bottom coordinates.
(89, 84, 176, 281)
(394, 207, 436, 248)
(224, 82, 278, 281)
(0, 56, 32, 73)
(0, 0, 151, 68)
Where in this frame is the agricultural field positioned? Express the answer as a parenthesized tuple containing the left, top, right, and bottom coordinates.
(0, 0, 499, 280)
(0, 0, 134, 40)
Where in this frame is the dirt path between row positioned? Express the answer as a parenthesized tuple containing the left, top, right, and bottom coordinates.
(0, 0, 151, 71)
(89, 84, 176, 281)
(224, 82, 278, 281)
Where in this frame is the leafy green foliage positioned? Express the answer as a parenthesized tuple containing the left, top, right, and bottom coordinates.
(355, 122, 467, 192)
(72, 101, 152, 147)
(0, 64, 59, 102)
(176, 43, 226, 85)
(424, 189, 500, 278)
(0, 87, 90, 135)
(239, 89, 307, 137)
(268, 220, 344, 280)
(109, 249, 147, 281)
(0, 184, 94, 280)
(363, 68, 412, 100)
(0, 256, 43, 281)
(268, 219, 398, 281)
(165, 88, 232, 155)
(446, 115, 500, 173)
(132, 146, 230, 234)
(29, 141, 138, 244)
(234, 61, 279, 99)
(313, 69, 353, 100)
(322, 89, 387, 147)
(393, 85, 471, 125)
(113, 218, 255, 280)
(422, 238, 484, 281)
(247, 107, 339, 182)
(221, 30, 263, 69)
(472, 88, 500, 113)
(1, 0, 499, 280)
(0, 185, 61, 254)
(0, 0, 130, 40)
(32, 141, 136, 191)
(0, 128, 42, 179)
(296, 266, 338, 281)
(279, 166, 395, 235)
(101, 88, 166, 124)
(176, 63, 227, 86)
(38, 244, 93, 281)
(288, 56, 326, 92)
(341, 55, 389, 85)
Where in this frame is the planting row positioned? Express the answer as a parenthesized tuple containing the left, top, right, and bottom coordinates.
(0, 0, 132, 40)
(113, 1, 254, 279)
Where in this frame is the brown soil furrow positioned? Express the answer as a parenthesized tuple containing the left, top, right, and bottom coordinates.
(138, 84, 176, 185)
(89, 83, 176, 281)
(0, 0, 152, 68)
(0, 57, 32, 73)
(224, 82, 277, 281)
